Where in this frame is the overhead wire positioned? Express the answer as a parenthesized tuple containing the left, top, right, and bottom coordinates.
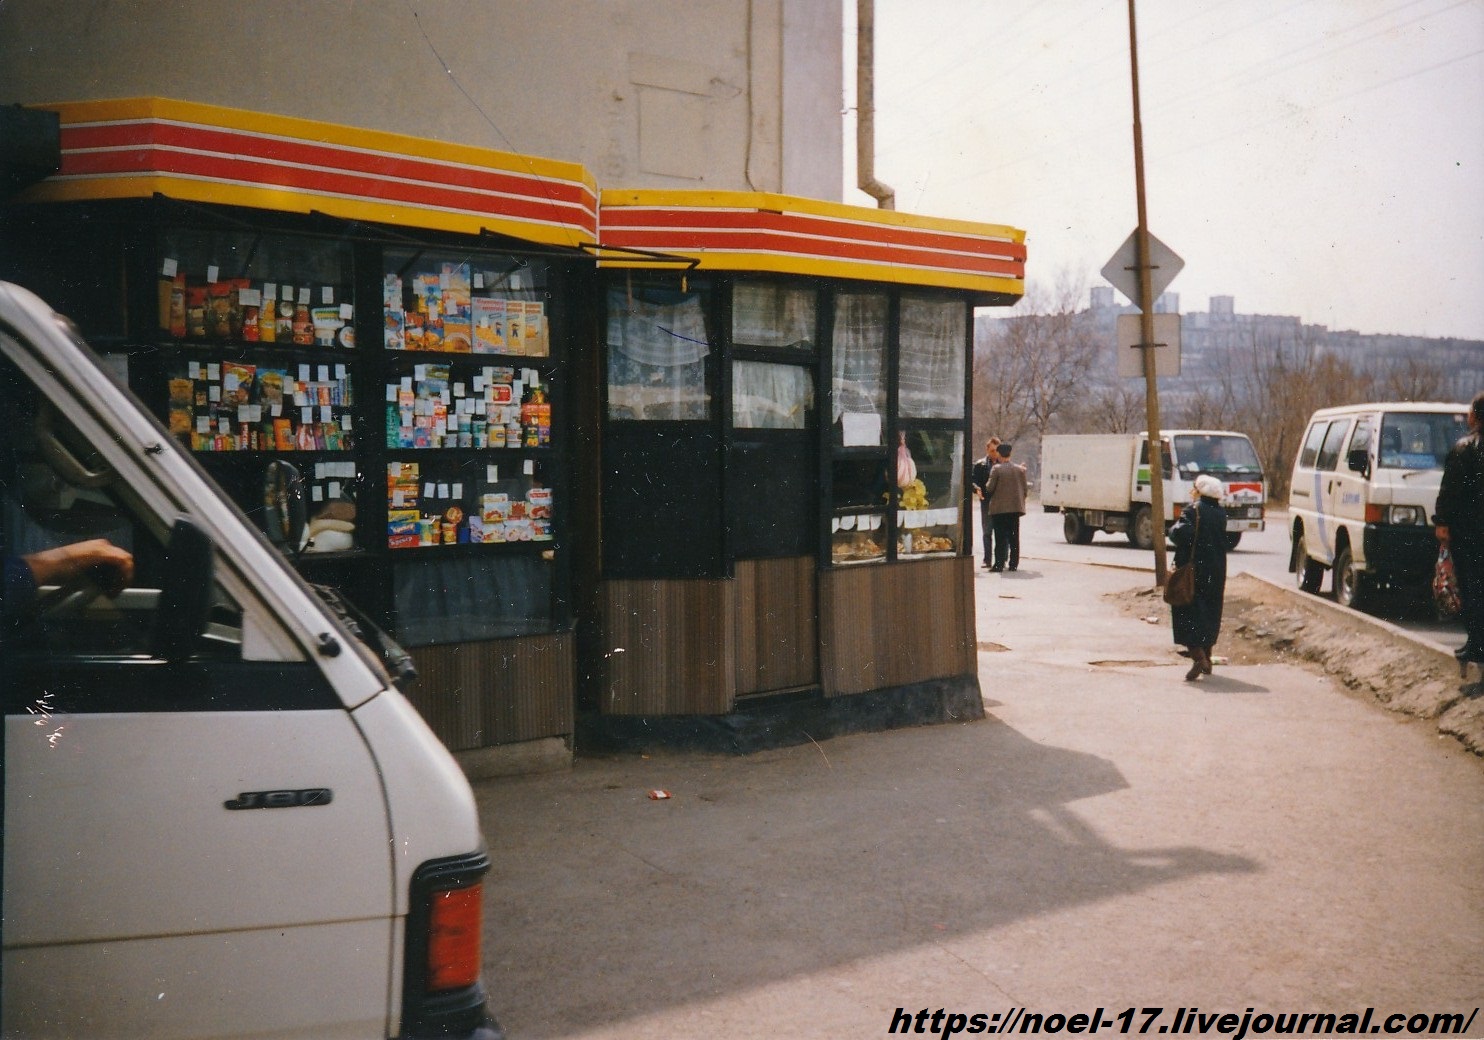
(920, 0, 1479, 189)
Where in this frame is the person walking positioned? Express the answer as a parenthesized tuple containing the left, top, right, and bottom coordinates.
(1169, 473, 1228, 681)
(1434, 391, 1484, 689)
(984, 442, 1027, 572)
(971, 437, 1000, 569)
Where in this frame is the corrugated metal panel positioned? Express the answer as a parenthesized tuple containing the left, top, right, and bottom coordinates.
(599, 578, 735, 715)
(820, 557, 976, 696)
(407, 633, 575, 750)
(734, 557, 818, 696)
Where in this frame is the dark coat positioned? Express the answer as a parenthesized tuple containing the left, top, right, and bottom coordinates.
(1435, 431, 1484, 551)
(1169, 496, 1227, 648)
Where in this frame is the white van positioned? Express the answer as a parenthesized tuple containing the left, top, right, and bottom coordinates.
(1, 281, 503, 1039)
(1288, 401, 1469, 608)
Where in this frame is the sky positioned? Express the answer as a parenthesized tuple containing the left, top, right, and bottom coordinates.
(844, 0, 1484, 340)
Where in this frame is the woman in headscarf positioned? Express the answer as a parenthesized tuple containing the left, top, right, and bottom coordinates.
(1169, 473, 1228, 681)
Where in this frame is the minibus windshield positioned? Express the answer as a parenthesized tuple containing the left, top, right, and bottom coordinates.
(1378, 412, 1468, 470)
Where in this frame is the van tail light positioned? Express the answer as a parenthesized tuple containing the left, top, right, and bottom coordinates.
(428, 884, 484, 991)
(402, 852, 503, 1039)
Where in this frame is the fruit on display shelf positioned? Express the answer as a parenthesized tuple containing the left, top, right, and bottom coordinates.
(899, 479, 929, 510)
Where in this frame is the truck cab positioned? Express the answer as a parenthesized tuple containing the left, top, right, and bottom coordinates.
(1041, 430, 1265, 550)
(1, 281, 502, 1039)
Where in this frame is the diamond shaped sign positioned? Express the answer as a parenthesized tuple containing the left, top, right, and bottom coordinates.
(1101, 230, 1183, 305)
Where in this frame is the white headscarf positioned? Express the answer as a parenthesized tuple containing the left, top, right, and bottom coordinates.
(1194, 474, 1224, 500)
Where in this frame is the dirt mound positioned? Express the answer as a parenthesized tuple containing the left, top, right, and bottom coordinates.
(1113, 574, 1484, 756)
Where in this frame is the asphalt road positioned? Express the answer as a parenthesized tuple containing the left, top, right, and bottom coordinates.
(476, 521, 1483, 1039)
(1019, 500, 1465, 652)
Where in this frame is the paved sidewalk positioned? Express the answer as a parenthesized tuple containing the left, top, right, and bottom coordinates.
(475, 554, 1484, 1040)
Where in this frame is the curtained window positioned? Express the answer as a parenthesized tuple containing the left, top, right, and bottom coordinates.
(831, 292, 887, 444)
(898, 296, 965, 419)
(606, 285, 711, 420)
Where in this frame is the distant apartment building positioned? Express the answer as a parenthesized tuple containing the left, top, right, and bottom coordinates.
(1081, 290, 1482, 399)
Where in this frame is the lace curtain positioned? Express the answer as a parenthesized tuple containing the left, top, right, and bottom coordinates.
(606, 286, 711, 419)
(732, 283, 816, 348)
(732, 360, 813, 429)
(831, 293, 887, 437)
(898, 296, 965, 419)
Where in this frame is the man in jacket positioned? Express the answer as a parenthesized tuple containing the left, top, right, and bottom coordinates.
(970, 437, 1000, 569)
(984, 442, 1028, 572)
(1435, 391, 1484, 687)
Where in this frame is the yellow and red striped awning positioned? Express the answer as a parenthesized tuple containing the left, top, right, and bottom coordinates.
(20, 97, 599, 247)
(15, 98, 1025, 299)
(599, 190, 1025, 300)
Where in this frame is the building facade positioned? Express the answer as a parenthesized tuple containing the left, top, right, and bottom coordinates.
(0, 2, 1027, 765)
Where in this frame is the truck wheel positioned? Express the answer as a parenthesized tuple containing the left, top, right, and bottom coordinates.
(1333, 545, 1371, 609)
(1293, 530, 1323, 593)
(1063, 512, 1094, 545)
(1225, 532, 1242, 551)
(1129, 505, 1154, 550)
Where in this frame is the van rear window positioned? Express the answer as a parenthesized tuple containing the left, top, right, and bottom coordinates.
(1378, 412, 1468, 470)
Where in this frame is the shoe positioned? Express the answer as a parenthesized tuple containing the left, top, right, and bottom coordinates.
(1184, 659, 1203, 681)
(1008, 565, 1018, 572)
(1200, 647, 1213, 675)
(989, 565, 1004, 572)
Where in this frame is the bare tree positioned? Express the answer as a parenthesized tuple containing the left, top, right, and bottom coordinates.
(974, 270, 1102, 454)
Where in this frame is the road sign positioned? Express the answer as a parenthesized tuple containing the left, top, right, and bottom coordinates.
(1101, 230, 1184, 305)
(1116, 312, 1181, 378)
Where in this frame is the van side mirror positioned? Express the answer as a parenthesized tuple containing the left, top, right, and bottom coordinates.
(1346, 448, 1370, 477)
(152, 517, 214, 661)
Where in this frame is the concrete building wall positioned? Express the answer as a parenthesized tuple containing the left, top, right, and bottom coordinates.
(0, 0, 843, 199)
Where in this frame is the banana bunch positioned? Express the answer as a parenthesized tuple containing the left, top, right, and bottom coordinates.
(899, 478, 929, 510)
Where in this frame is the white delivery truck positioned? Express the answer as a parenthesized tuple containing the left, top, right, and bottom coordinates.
(1040, 430, 1267, 550)
(1288, 401, 1469, 608)
(1, 281, 503, 1039)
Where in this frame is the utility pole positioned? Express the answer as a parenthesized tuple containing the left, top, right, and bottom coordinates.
(1127, 0, 1169, 584)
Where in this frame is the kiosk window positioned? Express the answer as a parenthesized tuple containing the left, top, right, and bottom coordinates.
(898, 296, 965, 420)
(831, 293, 887, 445)
(606, 283, 712, 420)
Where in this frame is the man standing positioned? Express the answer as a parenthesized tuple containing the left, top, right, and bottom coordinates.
(985, 442, 1028, 572)
(1435, 391, 1484, 691)
(970, 437, 1000, 569)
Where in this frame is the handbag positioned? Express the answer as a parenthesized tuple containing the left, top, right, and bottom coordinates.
(1433, 546, 1462, 617)
(1162, 504, 1200, 607)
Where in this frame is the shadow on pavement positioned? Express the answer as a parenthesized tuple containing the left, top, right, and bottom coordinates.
(476, 718, 1257, 1038)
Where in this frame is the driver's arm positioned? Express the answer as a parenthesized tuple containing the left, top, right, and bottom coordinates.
(21, 539, 135, 596)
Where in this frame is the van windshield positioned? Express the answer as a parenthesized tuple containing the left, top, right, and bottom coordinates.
(1378, 412, 1468, 470)
(1173, 434, 1262, 477)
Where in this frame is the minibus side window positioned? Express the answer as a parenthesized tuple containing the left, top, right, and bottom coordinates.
(1315, 420, 1351, 472)
(1298, 421, 1327, 468)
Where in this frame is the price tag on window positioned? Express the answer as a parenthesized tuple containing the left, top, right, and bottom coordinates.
(206, 265, 219, 284)
(162, 258, 178, 277)
(523, 459, 535, 475)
